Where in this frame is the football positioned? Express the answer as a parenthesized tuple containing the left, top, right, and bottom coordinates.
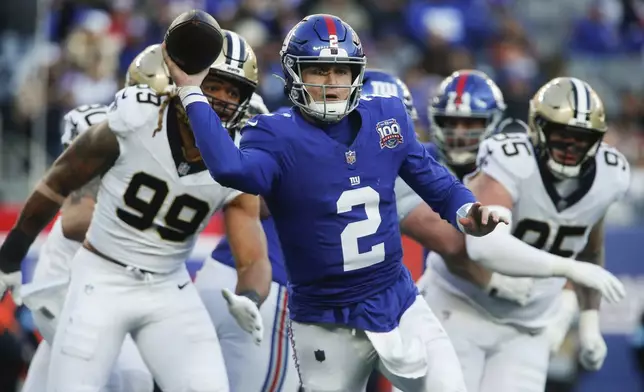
(164, 9, 224, 75)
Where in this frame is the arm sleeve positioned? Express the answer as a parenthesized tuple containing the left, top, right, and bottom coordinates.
(399, 114, 476, 230)
(465, 205, 572, 277)
(180, 87, 281, 196)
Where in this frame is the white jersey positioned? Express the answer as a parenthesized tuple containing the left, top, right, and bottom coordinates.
(431, 132, 630, 329)
(32, 105, 108, 281)
(86, 85, 242, 273)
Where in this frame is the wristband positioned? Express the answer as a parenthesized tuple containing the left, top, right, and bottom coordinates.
(177, 86, 208, 107)
(239, 290, 262, 309)
(0, 229, 33, 273)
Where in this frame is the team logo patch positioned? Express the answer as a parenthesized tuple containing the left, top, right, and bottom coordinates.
(345, 150, 356, 164)
(376, 118, 404, 149)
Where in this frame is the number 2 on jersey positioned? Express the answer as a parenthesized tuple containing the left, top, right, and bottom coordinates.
(117, 172, 210, 242)
(336, 186, 385, 271)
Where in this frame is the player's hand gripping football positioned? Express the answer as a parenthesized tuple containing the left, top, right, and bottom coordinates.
(162, 43, 209, 88)
(458, 202, 509, 237)
(222, 288, 264, 345)
(0, 270, 22, 305)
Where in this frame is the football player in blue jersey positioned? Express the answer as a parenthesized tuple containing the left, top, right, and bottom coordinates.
(164, 14, 508, 392)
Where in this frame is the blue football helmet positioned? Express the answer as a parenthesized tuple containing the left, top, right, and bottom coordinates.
(429, 69, 506, 167)
(362, 69, 418, 121)
(280, 14, 367, 122)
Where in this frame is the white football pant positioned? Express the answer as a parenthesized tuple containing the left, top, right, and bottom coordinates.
(47, 247, 229, 392)
(195, 258, 300, 391)
(289, 296, 467, 392)
(22, 248, 153, 392)
(421, 277, 550, 392)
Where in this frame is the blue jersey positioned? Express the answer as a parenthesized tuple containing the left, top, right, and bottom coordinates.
(423, 142, 440, 161)
(185, 93, 476, 332)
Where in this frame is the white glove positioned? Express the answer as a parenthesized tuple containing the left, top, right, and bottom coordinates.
(578, 310, 607, 370)
(554, 260, 625, 303)
(543, 289, 578, 355)
(0, 271, 22, 305)
(222, 288, 263, 345)
(485, 273, 534, 306)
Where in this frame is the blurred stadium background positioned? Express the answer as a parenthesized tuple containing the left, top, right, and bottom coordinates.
(1, 0, 644, 391)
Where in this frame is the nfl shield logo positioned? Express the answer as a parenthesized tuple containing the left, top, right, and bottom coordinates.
(345, 150, 356, 165)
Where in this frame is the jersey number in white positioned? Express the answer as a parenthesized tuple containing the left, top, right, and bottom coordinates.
(117, 172, 210, 242)
(336, 186, 385, 271)
(513, 219, 587, 258)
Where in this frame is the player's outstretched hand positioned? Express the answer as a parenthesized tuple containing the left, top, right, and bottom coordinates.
(221, 288, 263, 345)
(458, 202, 509, 237)
(561, 261, 625, 303)
(0, 271, 22, 306)
(161, 43, 209, 88)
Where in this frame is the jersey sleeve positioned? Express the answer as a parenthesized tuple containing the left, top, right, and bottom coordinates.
(106, 86, 165, 136)
(60, 104, 108, 147)
(476, 133, 536, 203)
(599, 144, 631, 203)
(181, 87, 283, 196)
(239, 114, 291, 175)
(222, 187, 243, 206)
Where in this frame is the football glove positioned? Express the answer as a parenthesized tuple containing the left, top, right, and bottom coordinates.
(486, 273, 534, 306)
(222, 288, 263, 345)
(579, 310, 607, 371)
(0, 271, 22, 306)
(543, 289, 578, 355)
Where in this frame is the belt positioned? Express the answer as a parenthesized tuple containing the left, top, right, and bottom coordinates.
(83, 240, 156, 275)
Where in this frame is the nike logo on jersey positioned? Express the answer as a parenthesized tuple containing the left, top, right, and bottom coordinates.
(178, 281, 190, 290)
(247, 119, 258, 126)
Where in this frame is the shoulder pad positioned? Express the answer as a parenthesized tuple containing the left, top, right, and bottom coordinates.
(107, 85, 167, 135)
(596, 143, 631, 199)
(477, 132, 537, 201)
(61, 104, 107, 147)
